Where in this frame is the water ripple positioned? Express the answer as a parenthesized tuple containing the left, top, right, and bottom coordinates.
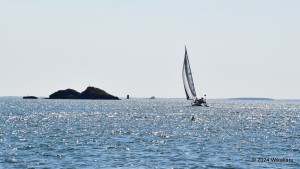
(0, 98, 299, 168)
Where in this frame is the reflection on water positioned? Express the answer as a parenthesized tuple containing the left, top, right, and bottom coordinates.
(0, 99, 299, 168)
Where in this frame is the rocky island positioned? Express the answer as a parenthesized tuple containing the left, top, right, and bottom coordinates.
(49, 89, 80, 99)
(49, 86, 120, 100)
(23, 96, 38, 99)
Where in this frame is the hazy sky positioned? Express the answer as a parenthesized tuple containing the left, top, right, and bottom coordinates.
(0, 0, 299, 99)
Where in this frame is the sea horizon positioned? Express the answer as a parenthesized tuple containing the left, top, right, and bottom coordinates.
(1, 96, 300, 101)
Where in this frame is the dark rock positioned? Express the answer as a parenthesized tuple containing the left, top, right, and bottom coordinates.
(77, 87, 120, 100)
(23, 96, 38, 99)
(49, 89, 80, 99)
(48, 87, 120, 100)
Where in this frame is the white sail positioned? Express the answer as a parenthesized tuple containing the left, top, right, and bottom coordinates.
(182, 47, 197, 101)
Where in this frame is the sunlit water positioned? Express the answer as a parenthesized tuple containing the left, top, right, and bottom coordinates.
(0, 98, 299, 168)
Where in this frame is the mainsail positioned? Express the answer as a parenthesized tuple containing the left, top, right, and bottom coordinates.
(182, 47, 197, 101)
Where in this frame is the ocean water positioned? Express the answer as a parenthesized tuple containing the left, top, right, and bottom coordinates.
(0, 98, 299, 169)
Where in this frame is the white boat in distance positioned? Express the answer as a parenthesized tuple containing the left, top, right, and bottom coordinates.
(182, 47, 208, 106)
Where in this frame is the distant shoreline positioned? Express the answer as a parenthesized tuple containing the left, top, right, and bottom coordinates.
(228, 98, 274, 101)
(1, 96, 300, 101)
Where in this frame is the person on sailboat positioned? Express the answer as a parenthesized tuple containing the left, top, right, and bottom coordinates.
(199, 97, 206, 104)
(193, 97, 206, 106)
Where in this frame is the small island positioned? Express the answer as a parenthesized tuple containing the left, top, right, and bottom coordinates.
(49, 89, 80, 99)
(48, 86, 120, 100)
(23, 96, 38, 99)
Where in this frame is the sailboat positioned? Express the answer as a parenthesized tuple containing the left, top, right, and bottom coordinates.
(182, 46, 208, 106)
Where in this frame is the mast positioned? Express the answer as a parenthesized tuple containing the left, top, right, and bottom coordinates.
(182, 46, 197, 101)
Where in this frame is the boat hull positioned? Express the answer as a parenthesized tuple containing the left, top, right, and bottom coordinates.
(191, 99, 208, 106)
(192, 103, 208, 107)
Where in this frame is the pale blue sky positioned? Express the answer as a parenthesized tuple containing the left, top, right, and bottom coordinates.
(0, 0, 299, 99)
